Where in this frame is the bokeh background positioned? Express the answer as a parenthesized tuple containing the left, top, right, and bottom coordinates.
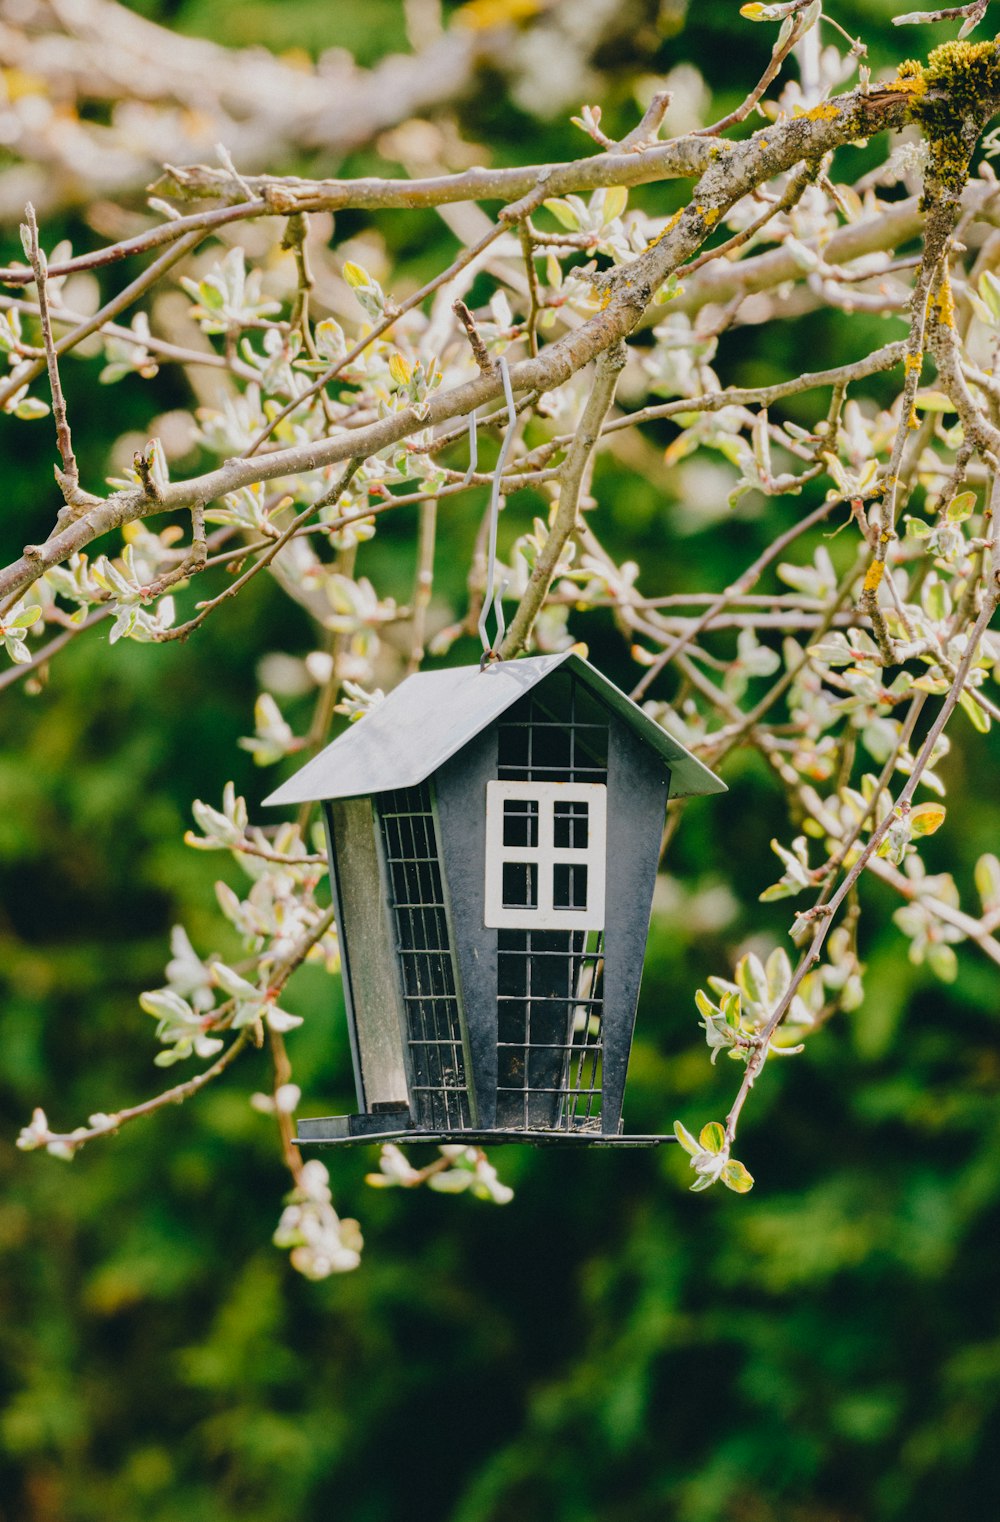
(2, 2, 1000, 1519)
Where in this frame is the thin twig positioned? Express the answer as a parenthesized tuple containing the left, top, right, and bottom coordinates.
(23, 204, 80, 505)
(693, 6, 813, 137)
(0, 293, 259, 380)
(35, 1032, 253, 1152)
(0, 227, 207, 414)
(32, 903, 337, 1155)
(892, 2, 989, 28)
(242, 220, 509, 458)
(0, 608, 112, 692)
(156, 461, 362, 643)
(630, 494, 849, 701)
(518, 222, 541, 358)
(407, 498, 438, 674)
(501, 344, 627, 657)
(453, 298, 493, 373)
(677, 158, 822, 278)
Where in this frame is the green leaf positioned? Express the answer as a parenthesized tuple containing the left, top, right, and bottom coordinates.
(13, 396, 50, 420)
(427, 1171, 473, 1194)
(602, 186, 628, 224)
(959, 688, 991, 733)
(924, 579, 949, 623)
(7, 604, 41, 630)
(975, 852, 1000, 911)
(230, 1003, 263, 1030)
(807, 632, 854, 667)
(738, 953, 768, 1006)
(694, 988, 719, 1020)
(699, 1122, 726, 1154)
(909, 802, 946, 837)
(672, 1120, 700, 1156)
(542, 198, 580, 231)
(139, 989, 193, 1022)
(541, 199, 581, 231)
(4, 635, 31, 663)
(212, 963, 258, 1000)
(979, 269, 1000, 321)
(946, 491, 976, 522)
(721, 990, 742, 1028)
(653, 273, 684, 305)
(926, 942, 958, 983)
(912, 673, 949, 695)
(766, 946, 792, 1003)
(913, 391, 954, 414)
(314, 318, 346, 362)
(198, 282, 226, 312)
(721, 1160, 755, 1193)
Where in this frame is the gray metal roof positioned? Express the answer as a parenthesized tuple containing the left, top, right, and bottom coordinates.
(264, 651, 726, 807)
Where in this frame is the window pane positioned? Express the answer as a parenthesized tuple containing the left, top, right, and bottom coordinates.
(554, 862, 588, 910)
(502, 861, 538, 909)
(503, 798, 539, 847)
(554, 800, 589, 849)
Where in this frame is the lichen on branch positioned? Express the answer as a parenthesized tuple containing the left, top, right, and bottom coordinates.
(903, 37, 1000, 193)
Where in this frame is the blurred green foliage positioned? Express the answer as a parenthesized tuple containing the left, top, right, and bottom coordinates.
(2, 2, 1000, 1520)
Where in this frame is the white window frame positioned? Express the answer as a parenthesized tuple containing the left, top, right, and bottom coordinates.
(484, 780, 606, 931)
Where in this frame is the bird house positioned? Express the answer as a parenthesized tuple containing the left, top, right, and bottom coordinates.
(264, 652, 725, 1146)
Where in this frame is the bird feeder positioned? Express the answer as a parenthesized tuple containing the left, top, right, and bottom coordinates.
(264, 651, 725, 1146)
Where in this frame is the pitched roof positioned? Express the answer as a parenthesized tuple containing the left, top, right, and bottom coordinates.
(264, 651, 726, 807)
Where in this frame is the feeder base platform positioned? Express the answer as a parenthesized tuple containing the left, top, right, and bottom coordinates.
(296, 1114, 676, 1147)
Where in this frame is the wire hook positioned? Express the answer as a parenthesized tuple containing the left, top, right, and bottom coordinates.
(478, 355, 516, 664)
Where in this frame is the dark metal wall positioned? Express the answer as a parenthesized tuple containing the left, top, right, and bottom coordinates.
(599, 718, 669, 1133)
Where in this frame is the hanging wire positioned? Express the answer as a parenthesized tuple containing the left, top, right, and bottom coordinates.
(478, 354, 517, 664)
(460, 404, 478, 486)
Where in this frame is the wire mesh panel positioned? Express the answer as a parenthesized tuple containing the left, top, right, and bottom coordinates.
(377, 784, 471, 1131)
(495, 673, 609, 1130)
(496, 670, 609, 783)
(497, 928, 605, 1129)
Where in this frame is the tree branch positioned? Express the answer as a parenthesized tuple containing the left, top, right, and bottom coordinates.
(500, 343, 626, 657)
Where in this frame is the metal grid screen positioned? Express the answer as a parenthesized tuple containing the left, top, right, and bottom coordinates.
(495, 673, 608, 1130)
(377, 784, 471, 1131)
